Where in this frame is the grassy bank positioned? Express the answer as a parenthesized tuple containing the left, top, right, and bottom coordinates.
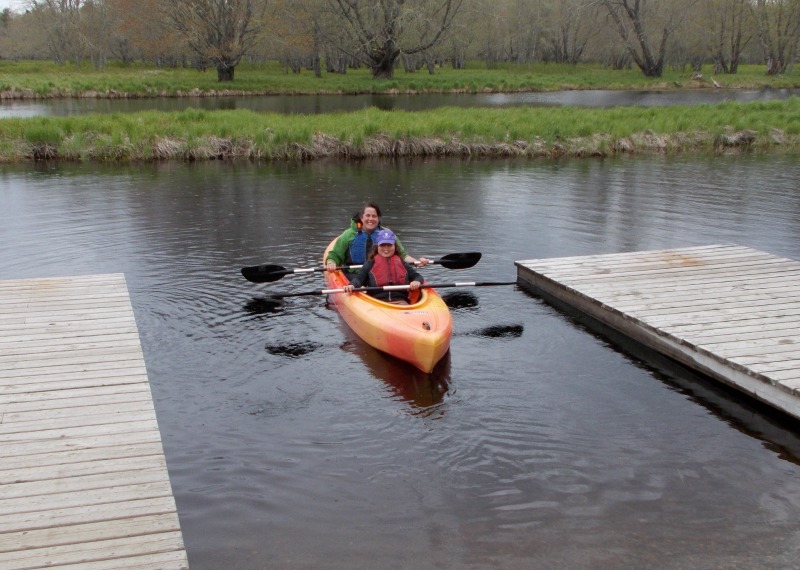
(1, 60, 799, 98)
(2, 98, 798, 162)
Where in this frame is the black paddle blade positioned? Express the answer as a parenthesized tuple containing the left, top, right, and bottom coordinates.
(436, 252, 481, 269)
(241, 264, 288, 283)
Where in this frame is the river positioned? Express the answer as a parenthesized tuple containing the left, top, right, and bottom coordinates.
(2, 154, 800, 569)
(1, 88, 799, 118)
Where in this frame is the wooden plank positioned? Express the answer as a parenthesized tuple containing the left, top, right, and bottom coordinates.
(0, 496, 178, 534)
(0, 274, 188, 569)
(3, 399, 153, 424)
(0, 363, 147, 392)
(0, 531, 186, 569)
(2, 430, 163, 460)
(0, 481, 176, 518)
(0, 362, 148, 384)
(0, 410, 159, 436)
(0, 441, 166, 472)
(516, 245, 800, 421)
(0, 418, 162, 446)
(0, 513, 181, 553)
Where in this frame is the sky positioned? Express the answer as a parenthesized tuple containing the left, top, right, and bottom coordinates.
(0, 0, 26, 12)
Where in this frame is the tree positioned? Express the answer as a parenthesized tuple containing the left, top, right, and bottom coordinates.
(601, 0, 696, 77)
(30, 0, 85, 65)
(168, 0, 266, 81)
(703, 0, 752, 74)
(108, 0, 186, 67)
(325, 0, 464, 79)
(752, 0, 800, 75)
(540, 0, 600, 64)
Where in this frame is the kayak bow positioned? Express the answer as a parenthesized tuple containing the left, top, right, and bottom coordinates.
(323, 240, 452, 373)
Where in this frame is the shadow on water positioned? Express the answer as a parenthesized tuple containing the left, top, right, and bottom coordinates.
(341, 339, 452, 412)
(440, 290, 480, 311)
(243, 296, 285, 315)
(519, 287, 800, 464)
(265, 341, 324, 358)
(463, 323, 524, 338)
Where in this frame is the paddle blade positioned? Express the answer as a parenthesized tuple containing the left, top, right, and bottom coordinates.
(436, 252, 481, 269)
(241, 264, 288, 283)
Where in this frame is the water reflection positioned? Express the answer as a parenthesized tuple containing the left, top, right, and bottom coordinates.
(2, 88, 798, 118)
(340, 338, 451, 413)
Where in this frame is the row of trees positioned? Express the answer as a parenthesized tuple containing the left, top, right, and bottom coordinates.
(0, 0, 798, 81)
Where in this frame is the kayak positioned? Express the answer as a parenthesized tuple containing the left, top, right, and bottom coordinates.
(324, 240, 452, 373)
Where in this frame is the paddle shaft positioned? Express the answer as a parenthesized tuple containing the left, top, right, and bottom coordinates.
(241, 252, 481, 283)
(270, 280, 517, 299)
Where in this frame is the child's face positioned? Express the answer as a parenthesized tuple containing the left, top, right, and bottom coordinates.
(377, 243, 395, 257)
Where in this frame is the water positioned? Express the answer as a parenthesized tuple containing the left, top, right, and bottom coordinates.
(2, 155, 800, 569)
(1, 88, 798, 118)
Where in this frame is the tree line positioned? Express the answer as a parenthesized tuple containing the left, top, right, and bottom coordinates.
(0, 0, 798, 81)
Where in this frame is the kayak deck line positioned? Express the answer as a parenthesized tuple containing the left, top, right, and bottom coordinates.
(516, 244, 800, 422)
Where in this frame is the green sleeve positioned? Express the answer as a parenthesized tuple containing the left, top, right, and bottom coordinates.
(326, 228, 355, 265)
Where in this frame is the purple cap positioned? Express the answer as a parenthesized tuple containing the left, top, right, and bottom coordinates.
(375, 229, 396, 245)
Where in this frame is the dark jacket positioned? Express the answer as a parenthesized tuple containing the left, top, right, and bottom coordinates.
(349, 255, 423, 303)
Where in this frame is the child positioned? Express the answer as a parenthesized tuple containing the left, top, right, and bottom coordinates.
(343, 229, 423, 304)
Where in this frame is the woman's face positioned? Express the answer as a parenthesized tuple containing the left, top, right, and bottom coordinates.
(377, 243, 395, 258)
(361, 207, 380, 232)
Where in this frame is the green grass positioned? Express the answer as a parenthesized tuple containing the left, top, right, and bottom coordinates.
(1, 97, 798, 162)
(0, 60, 798, 97)
(1, 60, 798, 162)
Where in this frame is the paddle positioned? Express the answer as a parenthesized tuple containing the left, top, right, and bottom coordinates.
(241, 252, 482, 283)
(266, 280, 516, 299)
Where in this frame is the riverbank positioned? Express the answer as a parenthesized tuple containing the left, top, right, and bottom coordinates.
(1, 100, 798, 162)
(1, 61, 799, 99)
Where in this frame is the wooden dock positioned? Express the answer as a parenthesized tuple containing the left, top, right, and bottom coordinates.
(0, 274, 189, 570)
(515, 244, 800, 422)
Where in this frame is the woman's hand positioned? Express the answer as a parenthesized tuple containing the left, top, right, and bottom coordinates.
(326, 260, 337, 271)
(343, 284, 355, 293)
(409, 280, 421, 291)
(417, 257, 431, 267)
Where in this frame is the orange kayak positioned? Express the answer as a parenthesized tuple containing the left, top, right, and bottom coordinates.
(324, 240, 452, 373)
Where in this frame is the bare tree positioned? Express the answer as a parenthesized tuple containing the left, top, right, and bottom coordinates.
(753, 0, 800, 75)
(601, 0, 695, 77)
(540, 0, 599, 64)
(30, 0, 85, 65)
(168, 0, 266, 81)
(81, 0, 113, 68)
(325, 0, 464, 78)
(107, 0, 185, 67)
(701, 0, 752, 74)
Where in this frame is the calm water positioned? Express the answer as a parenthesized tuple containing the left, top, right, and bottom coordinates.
(1, 88, 798, 117)
(3, 155, 800, 569)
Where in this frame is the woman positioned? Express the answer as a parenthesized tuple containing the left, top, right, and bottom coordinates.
(343, 229, 423, 305)
(325, 202, 429, 280)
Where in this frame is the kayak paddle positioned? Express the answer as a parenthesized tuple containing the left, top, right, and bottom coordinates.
(241, 252, 482, 283)
(266, 280, 516, 299)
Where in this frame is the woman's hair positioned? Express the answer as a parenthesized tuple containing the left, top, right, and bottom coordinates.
(360, 202, 382, 219)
